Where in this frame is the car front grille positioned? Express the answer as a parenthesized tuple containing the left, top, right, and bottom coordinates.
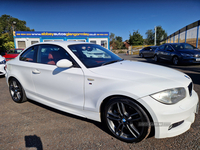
(188, 82, 193, 96)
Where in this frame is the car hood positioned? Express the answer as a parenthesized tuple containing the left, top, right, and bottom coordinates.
(178, 49, 200, 54)
(89, 60, 192, 97)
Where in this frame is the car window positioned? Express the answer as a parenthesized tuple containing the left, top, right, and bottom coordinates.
(159, 45, 165, 50)
(165, 45, 172, 51)
(37, 44, 72, 65)
(8, 49, 23, 54)
(68, 44, 123, 68)
(20, 46, 38, 62)
(171, 43, 197, 51)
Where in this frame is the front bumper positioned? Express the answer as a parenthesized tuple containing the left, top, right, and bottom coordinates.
(0, 64, 6, 76)
(180, 57, 200, 64)
(138, 89, 199, 138)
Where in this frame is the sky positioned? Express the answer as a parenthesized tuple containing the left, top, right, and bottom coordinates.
(0, 0, 200, 41)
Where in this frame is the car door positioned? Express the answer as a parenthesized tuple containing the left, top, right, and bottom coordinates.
(157, 45, 166, 60)
(31, 44, 85, 110)
(148, 47, 155, 57)
(164, 45, 174, 61)
(18, 45, 38, 98)
(142, 47, 149, 57)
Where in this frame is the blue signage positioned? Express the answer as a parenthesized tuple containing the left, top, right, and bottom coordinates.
(14, 31, 109, 37)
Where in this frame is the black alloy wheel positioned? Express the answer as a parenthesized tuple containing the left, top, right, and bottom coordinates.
(103, 97, 151, 143)
(172, 56, 179, 65)
(140, 53, 144, 58)
(9, 78, 27, 103)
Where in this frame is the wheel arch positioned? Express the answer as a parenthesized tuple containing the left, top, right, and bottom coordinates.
(100, 94, 155, 136)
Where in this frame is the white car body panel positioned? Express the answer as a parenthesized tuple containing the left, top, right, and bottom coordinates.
(0, 55, 6, 76)
(5, 41, 199, 139)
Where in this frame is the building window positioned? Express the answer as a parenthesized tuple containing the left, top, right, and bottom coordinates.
(18, 41, 26, 49)
(43, 39, 63, 42)
(101, 40, 107, 48)
(90, 41, 96, 44)
(31, 41, 39, 45)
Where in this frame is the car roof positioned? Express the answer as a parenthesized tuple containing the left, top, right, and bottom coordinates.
(32, 41, 90, 47)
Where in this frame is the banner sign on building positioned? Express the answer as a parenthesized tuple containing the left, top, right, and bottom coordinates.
(14, 31, 109, 37)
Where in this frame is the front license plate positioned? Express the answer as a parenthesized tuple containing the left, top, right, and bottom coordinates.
(196, 58, 200, 61)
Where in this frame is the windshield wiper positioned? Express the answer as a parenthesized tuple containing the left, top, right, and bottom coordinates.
(102, 59, 124, 66)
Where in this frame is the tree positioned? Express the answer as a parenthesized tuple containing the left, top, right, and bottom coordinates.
(0, 14, 34, 52)
(156, 26, 167, 45)
(145, 26, 167, 45)
(109, 33, 125, 49)
(128, 30, 144, 46)
(145, 29, 154, 45)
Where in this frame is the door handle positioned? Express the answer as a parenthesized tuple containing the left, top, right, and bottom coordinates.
(32, 69, 40, 74)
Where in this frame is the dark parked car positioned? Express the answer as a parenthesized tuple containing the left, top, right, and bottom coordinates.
(154, 43, 200, 65)
(139, 46, 158, 58)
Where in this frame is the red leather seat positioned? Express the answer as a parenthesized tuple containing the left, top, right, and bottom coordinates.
(48, 51, 61, 65)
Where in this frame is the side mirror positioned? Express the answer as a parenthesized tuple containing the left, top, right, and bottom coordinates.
(56, 59, 73, 68)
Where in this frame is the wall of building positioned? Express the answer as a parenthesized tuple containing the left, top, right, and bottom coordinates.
(14, 31, 110, 50)
(163, 20, 200, 48)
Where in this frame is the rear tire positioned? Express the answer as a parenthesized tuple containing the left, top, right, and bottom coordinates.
(102, 97, 151, 143)
(9, 78, 27, 103)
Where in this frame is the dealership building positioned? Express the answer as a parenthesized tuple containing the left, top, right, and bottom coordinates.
(162, 20, 200, 48)
(13, 31, 109, 49)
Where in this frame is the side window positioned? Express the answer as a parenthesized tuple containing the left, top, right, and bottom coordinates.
(165, 45, 172, 51)
(37, 45, 72, 65)
(159, 45, 165, 50)
(20, 46, 38, 62)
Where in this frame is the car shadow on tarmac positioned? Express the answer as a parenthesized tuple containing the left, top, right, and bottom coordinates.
(28, 99, 112, 138)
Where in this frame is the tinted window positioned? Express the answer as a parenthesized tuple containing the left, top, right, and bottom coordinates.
(159, 45, 165, 50)
(165, 45, 172, 51)
(20, 46, 37, 62)
(37, 44, 72, 65)
(171, 43, 197, 50)
(8, 49, 23, 54)
(68, 44, 123, 68)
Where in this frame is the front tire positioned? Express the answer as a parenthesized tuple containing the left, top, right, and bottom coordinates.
(140, 53, 144, 58)
(9, 78, 27, 103)
(103, 97, 151, 143)
(154, 55, 159, 62)
(172, 56, 179, 65)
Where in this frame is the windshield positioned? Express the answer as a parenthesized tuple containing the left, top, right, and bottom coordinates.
(7, 49, 23, 54)
(68, 44, 123, 68)
(171, 43, 197, 51)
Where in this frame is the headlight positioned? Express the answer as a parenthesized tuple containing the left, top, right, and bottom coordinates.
(180, 53, 194, 57)
(0, 60, 6, 64)
(150, 88, 186, 104)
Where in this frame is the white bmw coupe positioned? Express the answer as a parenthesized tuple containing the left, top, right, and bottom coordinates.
(5, 41, 199, 143)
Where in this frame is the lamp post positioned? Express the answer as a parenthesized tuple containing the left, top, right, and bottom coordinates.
(12, 21, 16, 36)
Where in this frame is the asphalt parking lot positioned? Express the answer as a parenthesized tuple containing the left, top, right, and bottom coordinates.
(0, 54, 200, 150)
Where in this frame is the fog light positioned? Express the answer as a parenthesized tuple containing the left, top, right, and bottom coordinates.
(168, 120, 184, 130)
